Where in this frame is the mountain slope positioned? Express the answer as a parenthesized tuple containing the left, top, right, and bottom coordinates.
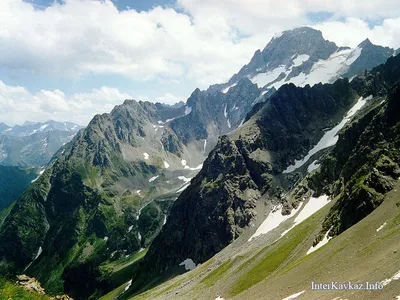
(128, 79, 359, 293)
(0, 95, 259, 298)
(0, 100, 200, 298)
(123, 179, 400, 300)
(126, 54, 400, 297)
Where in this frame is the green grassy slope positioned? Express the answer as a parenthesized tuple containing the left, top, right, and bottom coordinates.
(125, 180, 400, 300)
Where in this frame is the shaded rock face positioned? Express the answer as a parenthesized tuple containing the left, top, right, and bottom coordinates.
(133, 55, 400, 293)
(170, 79, 261, 146)
(142, 137, 260, 276)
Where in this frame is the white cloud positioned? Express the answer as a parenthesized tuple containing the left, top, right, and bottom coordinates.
(156, 93, 185, 105)
(314, 17, 400, 48)
(0, 0, 399, 92)
(0, 0, 257, 88)
(0, 81, 133, 126)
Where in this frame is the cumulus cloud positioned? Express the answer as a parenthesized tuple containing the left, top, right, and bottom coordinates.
(0, 0, 257, 87)
(156, 93, 185, 105)
(314, 17, 400, 48)
(1, 0, 399, 90)
(0, 81, 134, 125)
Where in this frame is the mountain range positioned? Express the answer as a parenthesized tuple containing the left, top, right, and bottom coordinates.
(0, 120, 83, 167)
(0, 27, 399, 300)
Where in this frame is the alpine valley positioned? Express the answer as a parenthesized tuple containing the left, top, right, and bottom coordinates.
(1, 27, 399, 300)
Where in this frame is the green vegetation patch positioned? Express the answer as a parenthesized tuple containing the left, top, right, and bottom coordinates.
(0, 278, 51, 300)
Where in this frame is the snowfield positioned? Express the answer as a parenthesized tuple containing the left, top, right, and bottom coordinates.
(148, 175, 159, 183)
(249, 203, 303, 241)
(306, 229, 332, 255)
(281, 195, 331, 238)
(179, 258, 197, 271)
(250, 46, 363, 91)
(281, 290, 306, 300)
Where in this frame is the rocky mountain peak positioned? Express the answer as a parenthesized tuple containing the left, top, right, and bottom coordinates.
(358, 38, 373, 48)
(228, 26, 339, 86)
(261, 26, 338, 67)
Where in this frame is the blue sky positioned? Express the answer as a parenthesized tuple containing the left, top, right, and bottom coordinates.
(1, 0, 400, 125)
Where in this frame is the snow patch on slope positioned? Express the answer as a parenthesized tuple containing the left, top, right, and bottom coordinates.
(289, 48, 353, 87)
(380, 269, 400, 287)
(344, 47, 362, 66)
(250, 65, 287, 88)
(149, 175, 159, 183)
(249, 203, 304, 241)
(184, 164, 203, 171)
(178, 176, 192, 183)
(293, 54, 310, 66)
(376, 221, 387, 232)
(306, 229, 332, 255)
(179, 258, 197, 271)
(184, 106, 192, 115)
(281, 290, 306, 300)
(124, 279, 132, 292)
(31, 168, 45, 183)
(307, 160, 320, 173)
(222, 83, 237, 93)
(176, 183, 190, 193)
(281, 195, 330, 238)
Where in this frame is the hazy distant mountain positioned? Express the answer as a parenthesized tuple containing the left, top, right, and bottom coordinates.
(0, 120, 83, 166)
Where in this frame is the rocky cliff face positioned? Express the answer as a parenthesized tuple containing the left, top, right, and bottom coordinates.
(343, 39, 394, 78)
